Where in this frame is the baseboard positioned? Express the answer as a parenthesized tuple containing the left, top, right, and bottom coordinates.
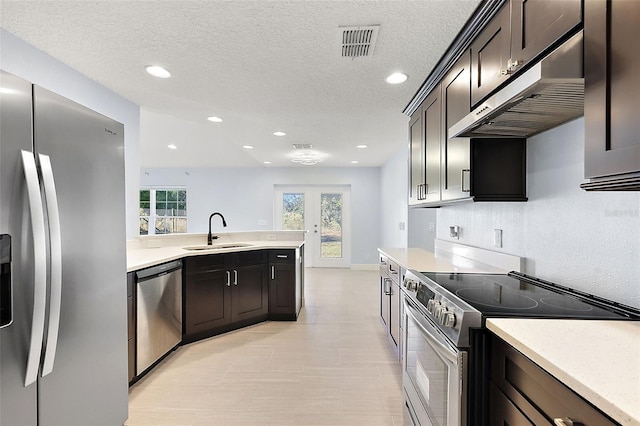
(350, 264, 378, 271)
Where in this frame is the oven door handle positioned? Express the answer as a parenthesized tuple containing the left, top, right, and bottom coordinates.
(405, 298, 459, 364)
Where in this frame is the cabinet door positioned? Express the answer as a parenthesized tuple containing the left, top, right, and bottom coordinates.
(184, 270, 232, 335)
(510, 0, 581, 72)
(489, 382, 534, 425)
(584, 0, 640, 181)
(423, 86, 442, 203)
(408, 108, 425, 205)
(269, 263, 295, 315)
(470, 3, 511, 106)
(389, 281, 400, 348)
(231, 264, 268, 322)
(380, 274, 390, 327)
(441, 51, 472, 201)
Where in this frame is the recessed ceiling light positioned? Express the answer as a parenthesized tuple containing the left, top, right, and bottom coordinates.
(145, 65, 171, 79)
(207, 116, 223, 123)
(263, 161, 272, 165)
(351, 160, 359, 164)
(168, 144, 177, 150)
(273, 131, 286, 136)
(385, 72, 408, 84)
(242, 145, 254, 149)
(356, 144, 368, 149)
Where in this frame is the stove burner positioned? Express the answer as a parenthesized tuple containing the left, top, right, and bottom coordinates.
(455, 287, 538, 310)
(539, 296, 593, 312)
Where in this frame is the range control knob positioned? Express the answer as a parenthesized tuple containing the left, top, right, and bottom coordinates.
(426, 299, 438, 314)
(434, 304, 445, 320)
(441, 311, 457, 328)
(404, 279, 417, 291)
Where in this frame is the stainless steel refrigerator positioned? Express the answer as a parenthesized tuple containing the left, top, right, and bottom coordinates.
(0, 70, 128, 425)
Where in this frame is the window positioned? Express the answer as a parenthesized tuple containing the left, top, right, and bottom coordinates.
(139, 188, 187, 235)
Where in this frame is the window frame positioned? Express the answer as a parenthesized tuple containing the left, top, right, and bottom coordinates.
(139, 187, 187, 235)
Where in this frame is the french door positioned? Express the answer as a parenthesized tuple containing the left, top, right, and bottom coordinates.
(274, 185, 351, 268)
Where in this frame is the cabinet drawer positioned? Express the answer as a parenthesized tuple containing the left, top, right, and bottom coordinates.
(269, 250, 295, 264)
(235, 250, 267, 266)
(185, 253, 229, 275)
(490, 334, 618, 426)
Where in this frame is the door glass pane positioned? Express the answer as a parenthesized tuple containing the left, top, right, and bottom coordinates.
(320, 193, 342, 258)
(282, 193, 304, 230)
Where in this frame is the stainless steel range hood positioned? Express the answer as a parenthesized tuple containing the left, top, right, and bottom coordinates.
(450, 31, 583, 138)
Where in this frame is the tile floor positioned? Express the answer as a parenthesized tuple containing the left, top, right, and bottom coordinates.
(127, 268, 410, 426)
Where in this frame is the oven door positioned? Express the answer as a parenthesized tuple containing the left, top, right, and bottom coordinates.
(403, 297, 467, 426)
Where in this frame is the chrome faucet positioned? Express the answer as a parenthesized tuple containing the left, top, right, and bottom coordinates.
(207, 212, 227, 245)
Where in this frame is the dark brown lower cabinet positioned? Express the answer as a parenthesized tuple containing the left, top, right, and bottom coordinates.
(184, 269, 232, 335)
(490, 334, 619, 426)
(268, 249, 301, 320)
(231, 264, 268, 323)
(183, 251, 268, 342)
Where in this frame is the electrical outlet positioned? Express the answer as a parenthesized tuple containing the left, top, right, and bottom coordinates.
(494, 229, 503, 248)
(267, 234, 277, 241)
(449, 226, 460, 240)
(428, 222, 435, 231)
(399, 222, 406, 231)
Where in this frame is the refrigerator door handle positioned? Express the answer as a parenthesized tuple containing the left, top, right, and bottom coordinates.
(21, 150, 47, 387)
(39, 154, 62, 377)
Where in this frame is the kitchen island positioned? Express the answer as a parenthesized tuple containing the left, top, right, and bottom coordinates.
(488, 318, 640, 425)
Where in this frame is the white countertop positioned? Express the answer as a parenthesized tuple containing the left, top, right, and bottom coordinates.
(378, 241, 521, 274)
(487, 318, 640, 425)
(127, 231, 305, 272)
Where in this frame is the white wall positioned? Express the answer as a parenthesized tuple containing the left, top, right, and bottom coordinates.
(380, 148, 409, 248)
(0, 29, 141, 238)
(437, 118, 640, 308)
(141, 166, 381, 265)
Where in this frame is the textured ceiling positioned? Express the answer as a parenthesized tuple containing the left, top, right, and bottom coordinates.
(0, 0, 480, 168)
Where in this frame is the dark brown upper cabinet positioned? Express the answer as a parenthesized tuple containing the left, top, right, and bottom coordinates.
(510, 0, 581, 77)
(470, 3, 512, 107)
(409, 87, 442, 206)
(423, 86, 443, 204)
(471, 0, 581, 107)
(408, 108, 425, 205)
(581, 0, 640, 191)
(442, 51, 472, 201)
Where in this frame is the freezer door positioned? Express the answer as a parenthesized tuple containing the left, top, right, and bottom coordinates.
(0, 71, 39, 426)
(32, 86, 128, 425)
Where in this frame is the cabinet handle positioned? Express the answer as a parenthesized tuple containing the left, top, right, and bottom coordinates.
(554, 418, 580, 426)
(384, 278, 392, 296)
(233, 270, 238, 286)
(508, 58, 521, 71)
(276, 254, 288, 258)
(500, 68, 510, 76)
(271, 265, 275, 280)
(461, 169, 470, 193)
(226, 271, 231, 287)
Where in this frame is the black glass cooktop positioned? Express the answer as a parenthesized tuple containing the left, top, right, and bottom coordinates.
(421, 272, 638, 320)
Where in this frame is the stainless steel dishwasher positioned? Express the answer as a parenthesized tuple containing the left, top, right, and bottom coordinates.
(135, 260, 182, 375)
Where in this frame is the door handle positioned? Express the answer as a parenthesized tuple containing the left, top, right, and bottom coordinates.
(21, 150, 47, 387)
(226, 270, 231, 287)
(39, 154, 62, 377)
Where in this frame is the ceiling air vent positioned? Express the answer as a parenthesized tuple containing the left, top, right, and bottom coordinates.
(292, 144, 312, 150)
(339, 25, 379, 58)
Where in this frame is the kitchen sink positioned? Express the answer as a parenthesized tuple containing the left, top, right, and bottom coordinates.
(183, 243, 253, 251)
